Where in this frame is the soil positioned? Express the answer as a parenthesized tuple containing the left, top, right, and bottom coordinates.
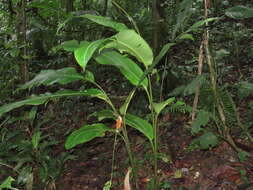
(58, 114, 253, 190)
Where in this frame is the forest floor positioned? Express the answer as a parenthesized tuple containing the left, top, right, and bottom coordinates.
(58, 117, 253, 190)
(55, 67, 253, 190)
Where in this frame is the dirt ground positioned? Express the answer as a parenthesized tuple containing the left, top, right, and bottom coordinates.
(59, 117, 253, 190)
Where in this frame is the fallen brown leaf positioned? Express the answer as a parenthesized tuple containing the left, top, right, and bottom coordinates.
(123, 168, 132, 190)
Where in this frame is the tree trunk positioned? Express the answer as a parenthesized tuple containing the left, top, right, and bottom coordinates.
(16, 0, 28, 83)
(152, 0, 165, 55)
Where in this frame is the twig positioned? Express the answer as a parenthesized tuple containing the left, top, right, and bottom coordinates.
(191, 41, 204, 121)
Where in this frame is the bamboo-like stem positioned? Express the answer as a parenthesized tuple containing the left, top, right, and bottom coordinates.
(192, 41, 204, 121)
(203, 0, 240, 152)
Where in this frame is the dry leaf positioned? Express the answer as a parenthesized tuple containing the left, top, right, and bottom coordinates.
(123, 167, 132, 190)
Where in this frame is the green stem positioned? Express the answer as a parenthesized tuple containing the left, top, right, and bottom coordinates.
(153, 114, 159, 190)
(121, 117, 138, 189)
(92, 81, 117, 113)
(109, 133, 118, 183)
(146, 75, 159, 190)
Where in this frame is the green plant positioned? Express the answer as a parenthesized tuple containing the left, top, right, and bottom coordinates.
(0, 108, 74, 190)
(0, 13, 218, 189)
(0, 176, 18, 190)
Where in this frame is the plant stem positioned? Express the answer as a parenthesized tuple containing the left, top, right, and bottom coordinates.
(121, 117, 139, 190)
(147, 75, 159, 190)
(109, 133, 118, 184)
(153, 114, 159, 190)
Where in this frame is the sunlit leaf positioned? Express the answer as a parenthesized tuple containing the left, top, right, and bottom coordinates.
(125, 114, 153, 141)
(0, 176, 17, 190)
(95, 51, 148, 88)
(65, 124, 111, 149)
(19, 67, 85, 90)
(74, 39, 105, 70)
(81, 14, 128, 32)
(103, 30, 153, 68)
(153, 97, 176, 115)
(225, 6, 253, 19)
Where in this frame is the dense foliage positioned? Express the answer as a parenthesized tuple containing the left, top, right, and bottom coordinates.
(0, 0, 253, 189)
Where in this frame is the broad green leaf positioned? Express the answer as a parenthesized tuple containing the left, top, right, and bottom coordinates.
(225, 6, 253, 19)
(74, 39, 105, 70)
(89, 112, 154, 141)
(133, 43, 175, 90)
(0, 89, 107, 117)
(65, 124, 110, 149)
(125, 114, 153, 141)
(54, 40, 79, 52)
(191, 110, 210, 134)
(153, 97, 176, 115)
(186, 17, 219, 33)
(19, 67, 85, 90)
(198, 132, 218, 150)
(178, 33, 194, 41)
(95, 51, 148, 88)
(103, 30, 153, 68)
(81, 14, 128, 32)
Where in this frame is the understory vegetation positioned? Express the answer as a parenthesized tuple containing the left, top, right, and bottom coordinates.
(0, 0, 253, 190)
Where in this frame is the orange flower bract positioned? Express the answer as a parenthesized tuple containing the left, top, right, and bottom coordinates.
(116, 115, 122, 130)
